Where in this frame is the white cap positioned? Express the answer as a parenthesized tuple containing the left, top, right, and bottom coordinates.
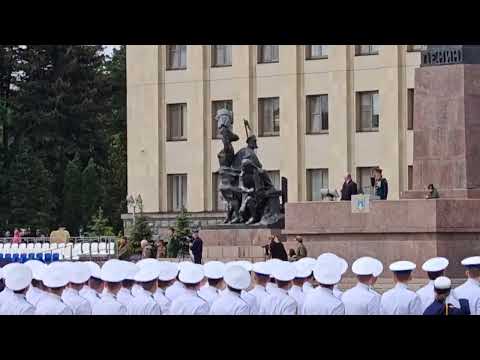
(121, 261, 139, 281)
(389, 260, 416, 272)
(266, 259, 283, 267)
(313, 264, 342, 285)
(422, 257, 449, 272)
(317, 253, 348, 275)
(101, 259, 126, 283)
(252, 261, 271, 276)
(204, 261, 225, 280)
(297, 257, 317, 269)
(224, 265, 251, 290)
(158, 262, 178, 281)
(178, 263, 204, 284)
(5, 264, 32, 291)
(134, 262, 160, 283)
(25, 260, 46, 281)
(136, 258, 159, 269)
(461, 256, 480, 267)
(272, 262, 296, 282)
(371, 258, 384, 277)
(178, 261, 193, 272)
(68, 262, 92, 284)
(434, 276, 451, 290)
(43, 263, 69, 288)
(294, 261, 313, 279)
(352, 257, 379, 276)
(236, 260, 253, 273)
(84, 261, 101, 279)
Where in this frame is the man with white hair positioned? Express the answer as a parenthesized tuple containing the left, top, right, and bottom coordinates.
(210, 265, 252, 315)
(169, 263, 209, 315)
(62, 262, 92, 315)
(35, 263, 73, 315)
(258, 262, 297, 315)
(93, 259, 128, 315)
(0, 263, 35, 315)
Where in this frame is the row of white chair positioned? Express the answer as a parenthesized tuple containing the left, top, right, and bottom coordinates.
(0, 242, 116, 260)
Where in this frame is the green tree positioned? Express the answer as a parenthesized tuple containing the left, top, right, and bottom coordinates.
(167, 207, 192, 258)
(129, 214, 153, 255)
(87, 207, 114, 236)
(82, 157, 100, 226)
(63, 154, 83, 235)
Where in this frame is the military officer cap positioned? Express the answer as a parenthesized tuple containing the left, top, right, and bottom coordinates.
(5, 263, 32, 291)
(101, 259, 126, 283)
(25, 260, 47, 281)
(266, 259, 284, 277)
(317, 253, 348, 275)
(136, 258, 160, 270)
(434, 276, 451, 291)
(422, 257, 449, 272)
(252, 261, 271, 276)
(352, 257, 379, 276)
(204, 261, 225, 280)
(313, 257, 342, 285)
(178, 261, 193, 273)
(84, 261, 102, 279)
(157, 262, 178, 281)
(224, 265, 251, 290)
(134, 262, 161, 283)
(371, 258, 384, 277)
(236, 260, 253, 273)
(2, 263, 16, 280)
(69, 262, 92, 284)
(43, 263, 69, 288)
(179, 263, 204, 285)
(120, 261, 139, 281)
(389, 260, 416, 273)
(294, 261, 313, 279)
(272, 262, 296, 282)
(461, 256, 480, 269)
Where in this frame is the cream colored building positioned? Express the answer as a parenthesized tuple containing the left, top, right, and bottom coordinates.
(127, 45, 425, 217)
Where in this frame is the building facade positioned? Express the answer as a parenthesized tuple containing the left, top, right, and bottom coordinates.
(126, 45, 425, 220)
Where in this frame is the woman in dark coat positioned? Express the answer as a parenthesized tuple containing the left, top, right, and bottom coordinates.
(268, 235, 288, 261)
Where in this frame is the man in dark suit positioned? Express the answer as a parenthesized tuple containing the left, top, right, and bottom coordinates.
(190, 229, 203, 264)
(340, 173, 358, 201)
(373, 168, 388, 200)
(423, 276, 470, 315)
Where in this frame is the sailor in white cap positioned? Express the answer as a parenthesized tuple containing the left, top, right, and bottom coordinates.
(288, 262, 311, 311)
(380, 261, 422, 315)
(234, 261, 259, 315)
(265, 259, 282, 294)
(92, 259, 128, 315)
(35, 263, 73, 315)
(248, 261, 272, 308)
(0, 264, 35, 315)
(258, 262, 298, 315)
(79, 261, 104, 309)
(169, 263, 209, 315)
(25, 260, 48, 307)
(127, 261, 162, 315)
(301, 258, 345, 315)
(0, 263, 15, 306)
(62, 262, 92, 315)
(317, 253, 347, 299)
(342, 257, 381, 315)
(454, 256, 480, 315)
(116, 261, 139, 307)
(198, 261, 225, 307)
(424, 276, 470, 315)
(165, 261, 191, 301)
(369, 258, 383, 296)
(154, 261, 178, 314)
(416, 257, 460, 312)
(210, 265, 252, 315)
(296, 258, 317, 294)
(132, 259, 158, 298)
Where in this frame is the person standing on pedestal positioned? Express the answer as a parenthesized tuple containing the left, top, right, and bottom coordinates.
(373, 168, 388, 200)
(340, 173, 358, 201)
(190, 230, 203, 264)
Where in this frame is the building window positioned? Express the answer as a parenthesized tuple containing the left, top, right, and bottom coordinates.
(166, 45, 187, 70)
(307, 169, 329, 201)
(212, 100, 233, 139)
(407, 45, 427, 52)
(357, 167, 377, 195)
(167, 103, 187, 141)
(407, 88, 414, 130)
(408, 166, 413, 190)
(258, 97, 280, 136)
(168, 174, 187, 212)
(306, 45, 328, 60)
(212, 45, 232, 67)
(307, 95, 329, 134)
(266, 171, 280, 190)
(212, 173, 227, 211)
(355, 45, 379, 56)
(257, 45, 279, 64)
(357, 91, 379, 132)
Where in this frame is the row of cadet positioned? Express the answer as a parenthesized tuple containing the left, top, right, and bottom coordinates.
(0, 254, 479, 315)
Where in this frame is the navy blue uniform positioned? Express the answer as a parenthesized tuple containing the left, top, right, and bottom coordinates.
(423, 298, 470, 315)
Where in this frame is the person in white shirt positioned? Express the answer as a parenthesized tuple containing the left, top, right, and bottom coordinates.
(248, 261, 271, 307)
(317, 253, 348, 299)
(302, 257, 345, 315)
(169, 263, 209, 315)
(35, 263, 73, 315)
(127, 261, 162, 315)
(0, 264, 15, 307)
(342, 257, 382, 315)
(80, 261, 104, 309)
(198, 261, 225, 307)
(25, 260, 48, 307)
(295, 258, 316, 295)
(288, 261, 312, 311)
(265, 259, 283, 294)
(454, 256, 480, 315)
(62, 262, 92, 315)
(259, 262, 297, 315)
(369, 258, 383, 296)
(93, 259, 128, 315)
(210, 265, 252, 315)
(117, 261, 139, 307)
(0, 263, 35, 315)
(416, 257, 460, 313)
(380, 261, 422, 315)
(153, 262, 178, 314)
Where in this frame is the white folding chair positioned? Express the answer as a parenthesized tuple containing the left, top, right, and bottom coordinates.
(42, 243, 50, 251)
(3, 243, 11, 251)
(72, 243, 82, 260)
(34, 243, 42, 250)
(90, 242, 99, 255)
(99, 242, 107, 254)
(81, 242, 90, 255)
